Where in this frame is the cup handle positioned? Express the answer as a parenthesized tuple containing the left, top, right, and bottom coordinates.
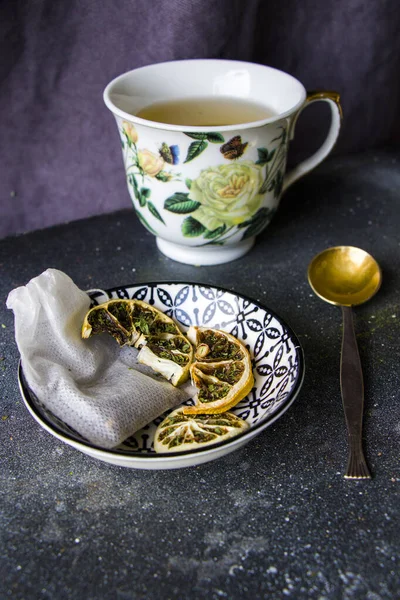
(283, 91, 343, 192)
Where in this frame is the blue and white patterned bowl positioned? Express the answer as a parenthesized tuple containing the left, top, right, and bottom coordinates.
(19, 282, 304, 470)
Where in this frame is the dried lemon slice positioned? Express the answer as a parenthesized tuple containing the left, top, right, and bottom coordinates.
(82, 299, 193, 386)
(183, 326, 254, 415)
(154, 407, 249, 453)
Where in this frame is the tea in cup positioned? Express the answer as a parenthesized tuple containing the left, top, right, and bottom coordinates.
(104, 59, 342, 265)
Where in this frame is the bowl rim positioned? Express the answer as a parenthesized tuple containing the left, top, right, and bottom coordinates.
(19, 280, 305, 461)
(103, 58, 307, 133)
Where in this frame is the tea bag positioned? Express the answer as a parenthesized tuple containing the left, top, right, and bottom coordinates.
(7, 269, 193, 449)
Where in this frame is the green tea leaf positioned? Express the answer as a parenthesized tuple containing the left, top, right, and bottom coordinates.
(165, 193, 201, 214)
(184, 140, 208, 163)
(184, 132, 207, 140)
(181, 216, 206, 237)
(147, 201, 165, 224)
(206, 132, 225, 143)
(137, 317, 150, 335)
(203, 224, 227, 239)
(185, 178, 192, 189)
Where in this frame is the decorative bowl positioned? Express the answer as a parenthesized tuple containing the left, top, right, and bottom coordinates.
(19, 282, 304, 469)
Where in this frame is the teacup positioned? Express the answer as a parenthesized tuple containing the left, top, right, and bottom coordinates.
(104, 59, 342, 266)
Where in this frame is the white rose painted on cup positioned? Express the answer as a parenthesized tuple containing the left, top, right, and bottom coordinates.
(188, 162, 264, 231)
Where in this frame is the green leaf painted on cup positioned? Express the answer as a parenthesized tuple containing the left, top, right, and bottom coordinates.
(239, 207, 276, 240)
(271, 126, 287, 144)
(164, 193, 201, 214)
(128, 173, 141, 200)
(185, 178, 192, 189)
(241, 219, 269, 239)
(259, 177, 269, 194)
(147, 201, 165, 224)
(138, 187, 151, 207)
(206, 132, 225, 143)
(181, 216, 206, 237)
(274, 171, 284, 198)
(256, 148, 269, 165)
(256, 147, 276, 166)
(203, 224, 227, 239)
(238, 207, 270, 228)
(155, 171, 172, 182)
(184, 132, 207, 140)
(263, 171, 284, 198)
(202, 240, 226, 246)
(140, 187, 151, 199)
(135, 210, 157, 235)
(184, 140, 208, 163)
(185, 132, 225, 144)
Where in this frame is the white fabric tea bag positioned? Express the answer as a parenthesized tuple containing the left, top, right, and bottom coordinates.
(7, 269, 193, 449)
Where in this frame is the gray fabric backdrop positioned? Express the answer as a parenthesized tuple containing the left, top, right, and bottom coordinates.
(1, 0, 399, 239)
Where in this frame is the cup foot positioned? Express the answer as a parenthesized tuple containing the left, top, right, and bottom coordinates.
(156, 237, 255, 266)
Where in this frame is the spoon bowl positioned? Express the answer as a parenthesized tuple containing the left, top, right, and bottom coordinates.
(308, 246, 382, 479)
(308, 246, 382, 306)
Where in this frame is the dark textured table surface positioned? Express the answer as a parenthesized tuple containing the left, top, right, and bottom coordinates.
(1, 151, 399, 599)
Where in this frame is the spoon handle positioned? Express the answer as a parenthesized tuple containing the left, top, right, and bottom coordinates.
(340, 306, 371, 479)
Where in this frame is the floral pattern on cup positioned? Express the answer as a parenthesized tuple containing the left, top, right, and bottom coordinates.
(120, 121, 287, 244)
(183, 131, 225, 162)
(137, 149, 165, 178)
(120, 121, 180, 232)
(186, 161, 264, 230)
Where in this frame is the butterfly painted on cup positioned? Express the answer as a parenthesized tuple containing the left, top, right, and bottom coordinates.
(159, 142, 180, 165)
(220, 136, 248, 160)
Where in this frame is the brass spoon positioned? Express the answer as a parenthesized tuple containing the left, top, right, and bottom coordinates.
(308, 246, 382, 479)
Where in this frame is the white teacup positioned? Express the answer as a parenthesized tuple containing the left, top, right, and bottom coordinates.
(104, 59, 342, 266)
